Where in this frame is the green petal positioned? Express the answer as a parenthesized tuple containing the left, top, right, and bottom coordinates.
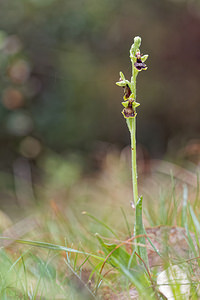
(132, 101, 140, 108)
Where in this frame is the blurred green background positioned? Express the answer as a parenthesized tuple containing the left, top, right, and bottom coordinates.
(0, 0, 199, 188)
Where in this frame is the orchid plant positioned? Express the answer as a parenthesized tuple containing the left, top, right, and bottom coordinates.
(116, 36, 149, 265)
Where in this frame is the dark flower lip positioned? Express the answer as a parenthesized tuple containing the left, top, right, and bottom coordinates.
(134, 58, 147, 71)
(122, 107, 136, 118)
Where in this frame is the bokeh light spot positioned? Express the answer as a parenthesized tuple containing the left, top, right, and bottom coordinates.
(8, 59, 30, 84)
(2, 88, 24, 110)
(20, 136, 42, 159)
(6, 111, 33, 136)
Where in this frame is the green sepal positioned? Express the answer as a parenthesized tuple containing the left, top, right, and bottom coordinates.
(116, 80, 130, 87)
(119, 71, 125, 81)
(116, 71, 131, 87)
(121, 100, 140, 109)
(141, 54, 148, 62)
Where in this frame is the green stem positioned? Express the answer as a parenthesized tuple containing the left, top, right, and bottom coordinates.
(130, 63, 138, 207)
(131, 62, 137, 94)
(129, 118, 138, 207)
(131, 52, 149, 267)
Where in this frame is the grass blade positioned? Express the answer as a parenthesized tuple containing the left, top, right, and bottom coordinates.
(0, 237, 104, 261)
(181, 184, 188, 227)
(120, 207, 131, 237)
(82, 211, 118, 237)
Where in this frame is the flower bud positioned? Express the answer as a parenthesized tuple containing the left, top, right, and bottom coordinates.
(123, 84, 131, 99)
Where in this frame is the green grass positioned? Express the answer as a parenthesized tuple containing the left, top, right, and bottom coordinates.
(0, 152, 199, 299)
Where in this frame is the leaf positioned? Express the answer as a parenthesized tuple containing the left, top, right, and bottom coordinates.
(95, 234, 136, 269)
(96, 234, 152, 296)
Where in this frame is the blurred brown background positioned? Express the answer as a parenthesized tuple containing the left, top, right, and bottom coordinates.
(0, 0, 199, 191)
